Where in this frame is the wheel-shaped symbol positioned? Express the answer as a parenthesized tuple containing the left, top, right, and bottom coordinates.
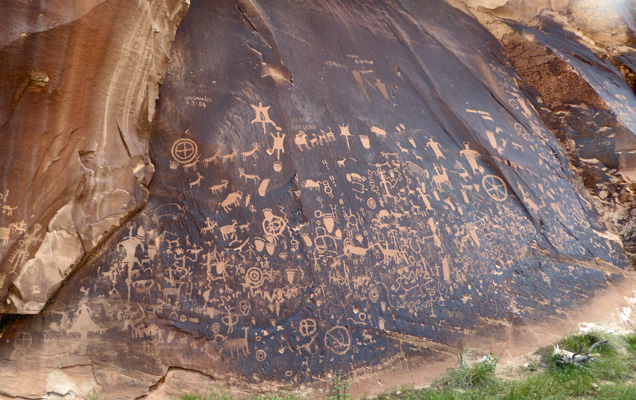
(14, 332, 32, 350)
(482, 175, 508, 202)
(171, 138, 198, 164)
(263, 214, 286, 237)
(245, 267, 264, 289)
(299, 318, 317, 337)
(324, 326, 351, 355)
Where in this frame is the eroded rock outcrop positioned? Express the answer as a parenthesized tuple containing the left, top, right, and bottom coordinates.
(461, 0, 636, 260)
(0, 0, 189, 314)
(1, 0, 636, 399)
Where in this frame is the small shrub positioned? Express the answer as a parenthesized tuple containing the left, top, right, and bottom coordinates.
(328, 374, 353, 400)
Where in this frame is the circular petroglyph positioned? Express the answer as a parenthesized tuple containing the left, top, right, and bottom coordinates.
(482, 175, 508, 202)
(14, 332, 32, 350)
(299, 318, 317, 337)
(263, 212, 286, 237)
(368, 287, 380, 302)
(514, 123, 529, 139)
(171, 138, 198, 164)
(245, 267, 265, 289)
(324, 326, 351, 355)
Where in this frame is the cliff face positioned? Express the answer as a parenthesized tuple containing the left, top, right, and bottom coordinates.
(1, 0, 635, 399)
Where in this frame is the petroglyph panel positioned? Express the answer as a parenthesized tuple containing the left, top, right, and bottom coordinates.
(1, 0, 635, 397)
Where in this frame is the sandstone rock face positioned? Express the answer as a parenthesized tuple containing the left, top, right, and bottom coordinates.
(1, 0, 636, 399)
(0, 0, 189, 314)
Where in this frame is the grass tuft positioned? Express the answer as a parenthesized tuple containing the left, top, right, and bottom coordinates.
(439, 349, 498, 389)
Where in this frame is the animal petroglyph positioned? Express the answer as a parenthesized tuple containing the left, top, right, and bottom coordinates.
(220, 149, 238, 163)
(219, 220, 238, 241)
(302, 180, 321, 190)
(295, 131, 311, 151)
(431, 165, 453, 191)
(189, 172, 204, 188)
(183, 155, 200, 172)
(203, 148, 221, 167)
(220, 192, 243, 212)
(241, 142, 260, 160)
(209, 180, 229, 194)
(239, 169, 260, 184)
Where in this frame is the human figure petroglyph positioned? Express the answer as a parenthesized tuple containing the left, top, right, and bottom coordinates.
(343, 209, 362, 232)
(118, 224, 145, 300)
(268, 131, 286, 161)
(241, 142, 260, 160)
(339, 125, 352, 150)
(377, 170, 397, 203)
(209, 179, 229, 194)
(460, 142, 484, 175)
(251, 102, 278, 133)
(426, 138, 445, 159)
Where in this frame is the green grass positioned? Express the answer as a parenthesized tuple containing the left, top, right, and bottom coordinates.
(178, 331, 636, 400)
(370, 330, 636, 400)
(182, 393, 303, 400)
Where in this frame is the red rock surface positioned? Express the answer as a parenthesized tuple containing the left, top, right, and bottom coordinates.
(1, 1, 636, 399)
